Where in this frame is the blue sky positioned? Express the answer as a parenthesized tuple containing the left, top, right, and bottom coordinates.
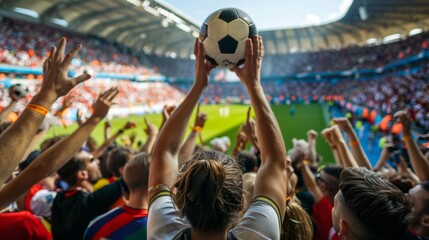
(162, 0, 353, 30)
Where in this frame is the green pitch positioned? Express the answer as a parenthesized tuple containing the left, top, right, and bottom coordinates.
(42, 104, 334, 164)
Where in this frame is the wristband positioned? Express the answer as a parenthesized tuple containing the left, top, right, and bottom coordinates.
(402, 135, 412, 141)
(349, 140, 359, 147)
(303, 160, 311, 165)
(192, 126, 203, 133)
(27, 104, 48, 116)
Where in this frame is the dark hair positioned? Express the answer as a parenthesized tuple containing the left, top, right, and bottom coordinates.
(172, 150, 243, 232)
(339, 168, 412, 240)
(57, 156, 86, 186)
(237, 150, 258, 173)
(107, 147, 133, 177)
(321, 165, 343, 195)
(40, 135, 68, 153)
(124, 152, 150, 191)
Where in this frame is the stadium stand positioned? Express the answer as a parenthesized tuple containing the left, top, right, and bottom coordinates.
(1, 0, 429, 239)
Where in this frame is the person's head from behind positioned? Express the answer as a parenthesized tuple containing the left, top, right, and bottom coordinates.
(107, 146, 134, 178)
(408, 181, 429, 237)
(332, 168, 412, 240)
(57, 151, 101, 189)
(315, 165, 343, 203)
(237, 150, 258, 173)
(172, 150, 243, 233)
(123, 152, 151, 194)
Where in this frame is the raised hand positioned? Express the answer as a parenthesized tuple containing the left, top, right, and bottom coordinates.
(394, 110, 411, 136)
(194, 39, 216, 88)
(90, 88, 118, 121)
(40, 38, 91, 102)
(231, 36, 263, 89)
(144, 117, 159, 137)
(307, 129, 318, 140)
(194, 104, 208, 128)
(333, 117, 354, 133)
(123, 121, 137, 130)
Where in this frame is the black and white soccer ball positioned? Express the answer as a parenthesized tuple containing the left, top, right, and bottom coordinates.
(11, 84, 29, 98)
(199, 8, 257, 68)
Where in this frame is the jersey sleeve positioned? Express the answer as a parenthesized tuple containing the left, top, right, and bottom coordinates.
(231, 196, 282, 240)
(147, 190, 190, 240)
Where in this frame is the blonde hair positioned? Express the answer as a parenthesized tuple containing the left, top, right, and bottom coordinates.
(282, 201, 313, 240)
(172, 151, 243, 232)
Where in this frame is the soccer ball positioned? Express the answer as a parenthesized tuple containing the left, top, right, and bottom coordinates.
(199, 8, 257, 68)
(12, 84, 29, 98)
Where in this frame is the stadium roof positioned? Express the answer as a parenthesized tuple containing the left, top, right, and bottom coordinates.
(1, 0, 429, 57)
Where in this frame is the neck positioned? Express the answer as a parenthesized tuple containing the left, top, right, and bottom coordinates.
(126, 190, 148, 209)
(191, 229, 227, 240)
(72, 180, 93, 192)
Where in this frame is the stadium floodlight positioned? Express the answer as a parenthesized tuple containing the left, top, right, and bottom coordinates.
(52, 18, 68, 27)
(409, 28, 423, 36)
(13, 7, 39, 18)
(383, 33, 402, 43)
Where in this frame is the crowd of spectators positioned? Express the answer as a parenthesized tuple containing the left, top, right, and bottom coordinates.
(0, 17, 158, 77)
(0, 36, 428, 240)
(0, 15, 429, 240)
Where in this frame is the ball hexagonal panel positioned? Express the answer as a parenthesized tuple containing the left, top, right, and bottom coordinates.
(203, 37, 221, 60)
(218, 9, 239, 23)
(228, 18, 249, 41)
(218, 35, 238, 54)
(207, 18, 228, 41)
(204, 11, 221, 25)
(235, 39, 247, 60)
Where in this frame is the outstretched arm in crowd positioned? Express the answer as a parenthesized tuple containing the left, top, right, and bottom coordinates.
(334, 118, 372, 169)
(0, 88, 118, 208)
(139, 117, 158, 153)
(149, 39, 214, 196)
(397, 111, 429, 181)
(178, 104, 207, 167)
(373, 144, 392, 172)
(0, 38, 91, 187)
(91, 120, 136, 158)
(322, 127, 343, 166)
(307, 130, 318, 164)
(243, 107, 260, 152)
(323, 125, 359, 168)
(232, 36, 288, 220)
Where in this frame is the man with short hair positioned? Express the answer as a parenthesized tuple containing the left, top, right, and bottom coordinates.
(406, 181, 429, 239)
(51, 150, 124, 240)
(84, 152, 150, 240)
(332, 168, 412, 240)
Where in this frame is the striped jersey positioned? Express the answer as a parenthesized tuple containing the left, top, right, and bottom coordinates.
(84, 205, 148, 240)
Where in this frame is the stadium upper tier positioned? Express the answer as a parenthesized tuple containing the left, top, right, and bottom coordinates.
(1, 0, 428, 56)
(1, 16, 428, 80)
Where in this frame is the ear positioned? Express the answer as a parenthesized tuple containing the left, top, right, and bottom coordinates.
(338, 219, 348, 238)
(422, 214, 429, 228)
(119, 166, 125, 177)
(77, 170, 88, 180)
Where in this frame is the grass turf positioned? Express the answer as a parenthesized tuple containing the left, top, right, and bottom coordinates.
(42, 104, 334, 165)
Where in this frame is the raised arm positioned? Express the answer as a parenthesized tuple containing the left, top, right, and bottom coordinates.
(397, 111, 429, 180)
(307, 130, 318, 164)
(323, 125, 359, 168)
(0, 38, 91, 187)
(139, 117, 159, 153)
(232, 36, 288, 220)
(178, 105, 207, 167)
(0, 88, 118, 208)
(322, 128, 344, 166)
(91, 121, 136, 158)
(244, 107, 260, 152)
(334, 118, 372, 169)
(149, 39, 214, 196)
